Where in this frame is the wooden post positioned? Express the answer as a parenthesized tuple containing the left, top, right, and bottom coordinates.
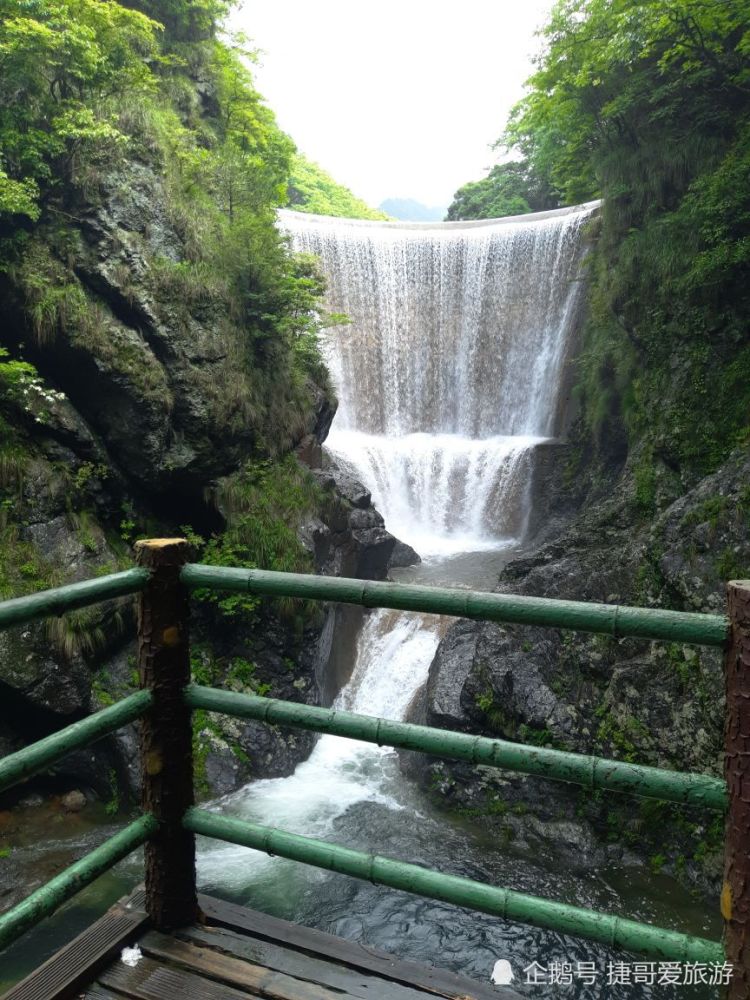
(724, 581, 750, 1000)
(136, 538, 197, 929)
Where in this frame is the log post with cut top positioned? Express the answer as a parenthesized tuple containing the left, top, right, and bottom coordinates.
(724, 581, 750, 1000)
(136, 538, 197, 928)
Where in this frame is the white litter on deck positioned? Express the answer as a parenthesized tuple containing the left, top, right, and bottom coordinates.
(121, 944, 142, 967)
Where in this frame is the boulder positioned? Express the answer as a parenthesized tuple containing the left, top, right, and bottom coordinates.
(60, 790, 87, 813)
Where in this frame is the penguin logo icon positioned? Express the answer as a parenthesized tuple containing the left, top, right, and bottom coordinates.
(491, 959, 514, 985)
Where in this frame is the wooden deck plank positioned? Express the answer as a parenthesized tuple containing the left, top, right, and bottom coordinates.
(139, 931, 363, 1000)
(2, 886, 519, 1000)
(179, 924, 434, 1000)
(198, 893, 514, 1000)
(99, 954, 263, 999)
(0, 888, 148, 1000)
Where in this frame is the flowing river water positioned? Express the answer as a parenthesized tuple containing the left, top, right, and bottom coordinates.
(0, 207, 721, 996)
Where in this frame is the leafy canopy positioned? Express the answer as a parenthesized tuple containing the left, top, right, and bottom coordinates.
(446, 161, 559, 221)
(0, 0, 160, 218)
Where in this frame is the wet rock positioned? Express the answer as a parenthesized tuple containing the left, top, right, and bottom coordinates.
(328, 469, 372, 509)
(0, 626, 90, 716)
(389, 539, 421, 569)
(18, 794, 43, 809)
(61, 790, 87, 813)
(306, 465, 397, 580)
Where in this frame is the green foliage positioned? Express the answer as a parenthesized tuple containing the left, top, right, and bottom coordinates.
(10, 239, 89, 344)
(192, 708, 212, 796)
(288, 154, 389, 220)
(0, 171, 39, 220)
(0, 523, 62, 599)
(0, 347, 39, 404)
(632, 451, 657, 516)
(226, 657, 270, 696)
(503, 0, 750, 477)
(122, 0, 232, 43)
(191, 700, 254, 798)
(680, 495, 729, 530)
(91, 669, 116, 707)
(0, 0, 160, 220)
(516, 723, 556, 749)
(663, 642, 703, 693)
(72, 462, 109, 498)
(715, 546, 748, 582)
(475, 689, 495, 713)
(190, 648, 220, 686)
(446, 161, 559, 221)
(196, 456, 324, 620)
(594, 706, 648, 764)
(46, 604, 117, 659)
(474, 689, 562, 748)
(632, 554, 665, 606)
(104, 767, 120, 816)
(649, 852, 666, 874)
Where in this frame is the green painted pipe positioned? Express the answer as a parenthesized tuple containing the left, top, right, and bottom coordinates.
(184, 807, 724, 963)
(185, 685, 726, 810)
(0, 568, 149, 632)
(181, 565, 729, 647)
(0, 690, 153, 795)
(0, 813, 157, 953)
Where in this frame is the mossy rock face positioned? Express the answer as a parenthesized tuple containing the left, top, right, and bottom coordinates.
(0, 626, 89, 716)
(3, 155, 333, 499)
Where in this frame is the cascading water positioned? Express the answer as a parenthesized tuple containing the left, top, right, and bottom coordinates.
(197, 205, 718, 999)
(285, 205, 594, 553)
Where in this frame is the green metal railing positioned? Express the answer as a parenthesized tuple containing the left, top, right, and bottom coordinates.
(0, 540, 745, 996)
(185, 683, 727, 810)
(183, 807, 723, 964)
(182, 564, 729, 646)
(0, 690, 152, 796)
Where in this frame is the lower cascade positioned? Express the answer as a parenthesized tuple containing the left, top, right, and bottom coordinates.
(196, 204, 679, 989)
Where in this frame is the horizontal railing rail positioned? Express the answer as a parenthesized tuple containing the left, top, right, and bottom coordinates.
(184, 807, 723, 964)
(0, 814, 156, 952)
(0, 568, 149, 632)
(0, 541, 745, 997)
(181, 564, 730, 647)
(186, 683, 727, 810)
(0, 690, 153, 796)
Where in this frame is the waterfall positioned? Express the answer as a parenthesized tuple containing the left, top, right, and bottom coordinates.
(199, 204, 597, 945)
(281, 204, 596, 553)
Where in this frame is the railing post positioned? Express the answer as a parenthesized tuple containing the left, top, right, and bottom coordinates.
(724, 581, 750, 999)
(136, 538, 197, 928)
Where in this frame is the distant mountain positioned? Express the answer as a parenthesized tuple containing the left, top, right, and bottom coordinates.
(378, 198, 448, 222)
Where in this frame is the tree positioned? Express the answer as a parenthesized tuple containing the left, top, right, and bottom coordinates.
(120, 0, 233, 42)
(0, 0, 160, 220)
(446, 161, 559, 221)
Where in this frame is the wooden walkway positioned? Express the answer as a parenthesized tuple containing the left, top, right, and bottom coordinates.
(2, 888, 520, 1000)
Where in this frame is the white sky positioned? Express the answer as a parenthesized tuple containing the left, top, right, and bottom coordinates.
(230, 0, 553, 209)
